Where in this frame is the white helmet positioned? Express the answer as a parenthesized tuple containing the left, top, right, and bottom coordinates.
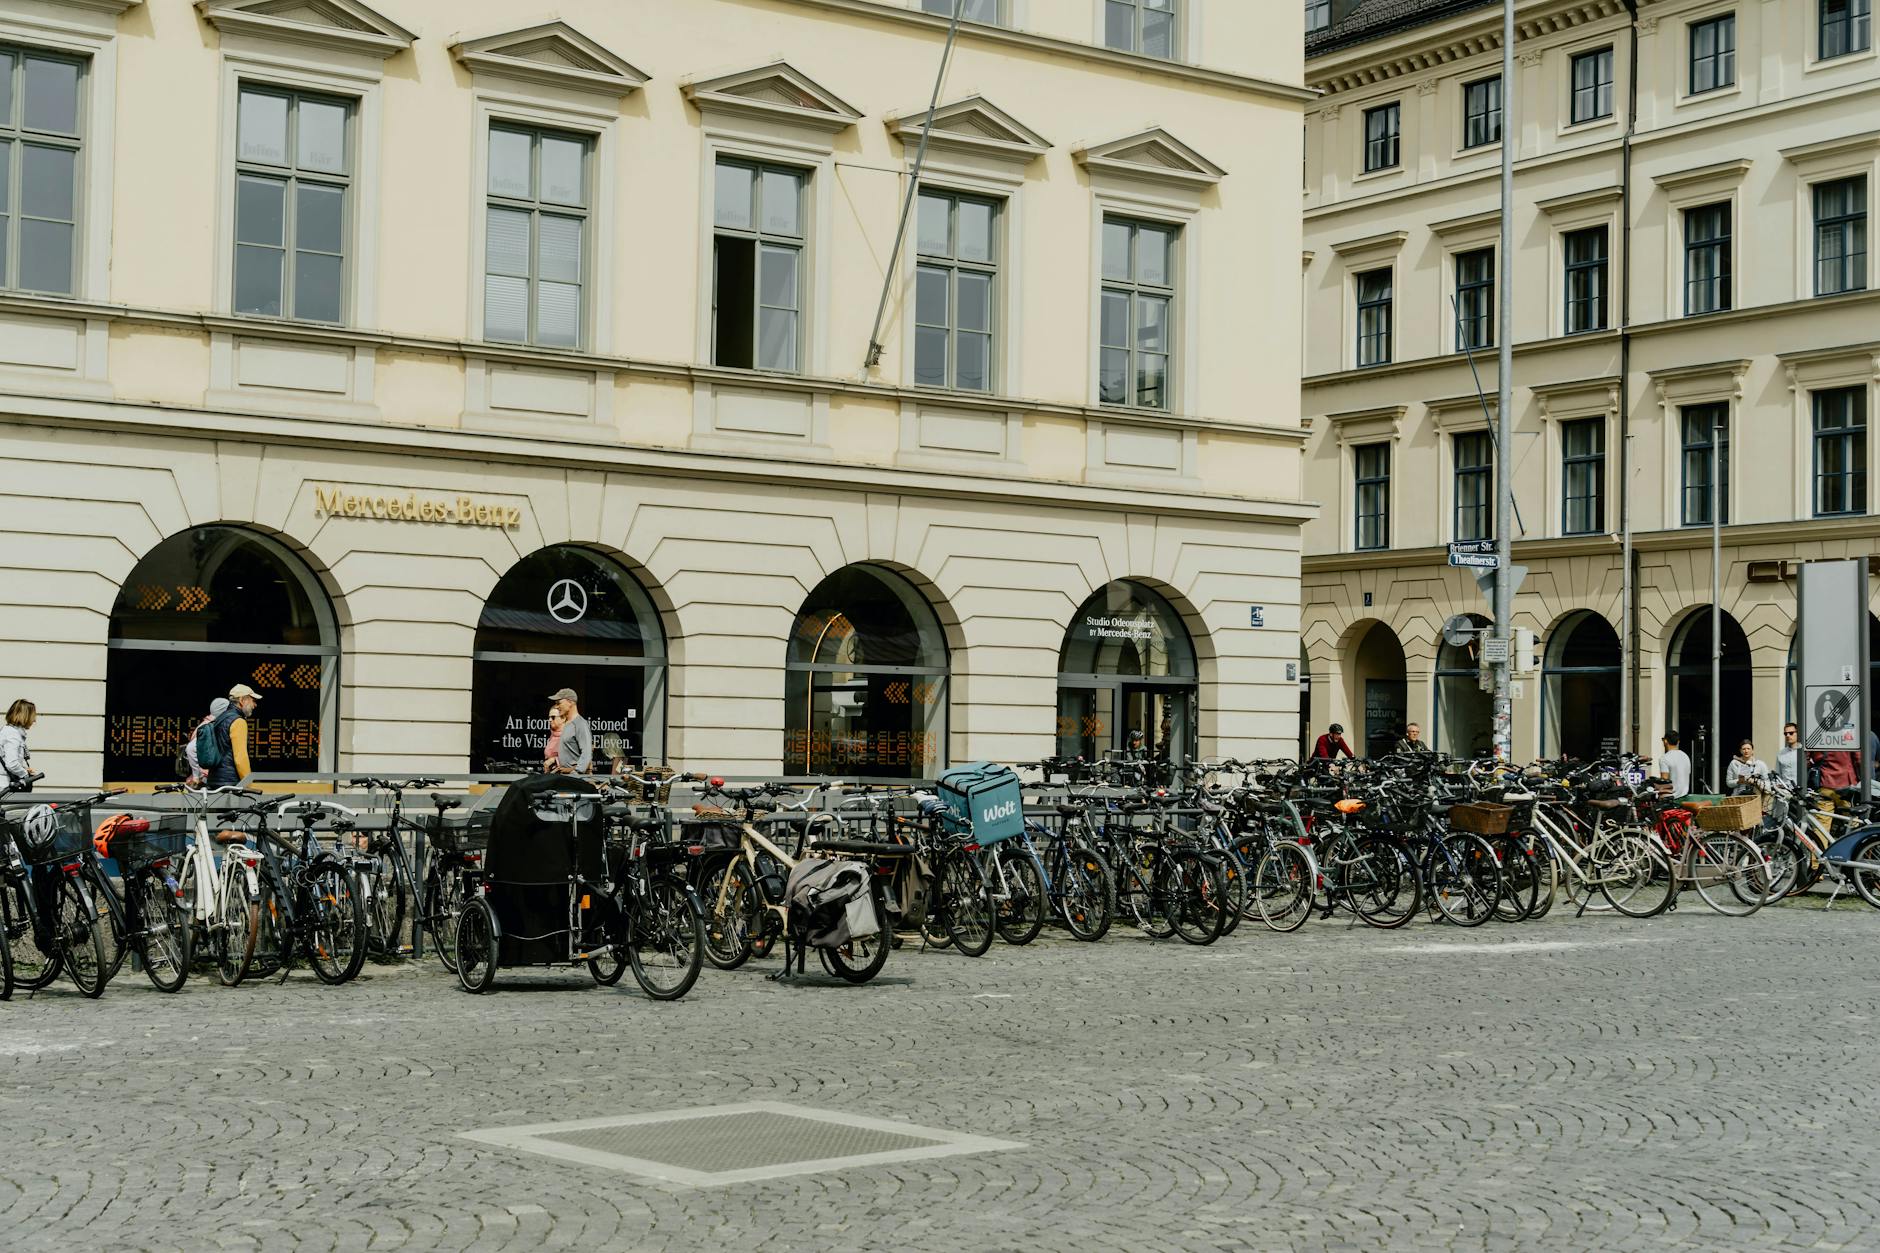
(21, 804, 59, 855)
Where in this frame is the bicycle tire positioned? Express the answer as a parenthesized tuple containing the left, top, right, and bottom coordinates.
(1427, 833, 1501, 928)
(1056, 844, 1114, 942)
(1252, 841, 1314, 933)
(3, 875, 60, 990)
(0, 898, 11, 1000)
(819, 882, 891, 984)
(1687, 830, 1770, 917)
(939, 850, 994, 956)
(1484, 834, 1538, 922)
(130, 870, 189, 993)
(215, 864, 259, 987)
(992, 846, 1047, 946)
(422, 872, 462, 972)
(1524, 836, 1559, 919)
(1750, 830, 1804, 901)
(626, 877, 703, 1001)
(56, 877, 109, 998)
(1120, 851, 1175, 938)
(1848, 832, 1880, 909)
(306, 864, 367, 984)
(88, 867, 128, 982)
(367, 856, 407, 957)
(1215, 851, 1246, 936)
(1163, 852, 1227, 946)
(455, 895, 498, 993)
(699, 860, 757, 970)
(1597, 831, 1677, 918)
(1348, 835, 1421, 929)
(587, 937, 627, 986)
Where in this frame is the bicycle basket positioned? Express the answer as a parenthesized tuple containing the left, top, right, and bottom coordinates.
(623, 767, 677, 804)
(20, 805, 94, 863)
(1686, 794, 1762, 831)
(681, 820, 741, 851)
(430, 810, 491, 855)
(110, 825, 192, 871)
(1448, 802, 1513, 835)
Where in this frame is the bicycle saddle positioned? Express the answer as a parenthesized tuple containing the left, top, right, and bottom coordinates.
(431, 795, 461, 812)
(1586, 797, 1630, 810)
(691, 804, 732, 818)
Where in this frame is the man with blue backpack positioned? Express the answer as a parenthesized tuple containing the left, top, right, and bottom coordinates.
(198, 684, 261, 787)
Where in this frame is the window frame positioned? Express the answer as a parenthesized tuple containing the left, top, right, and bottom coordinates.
(1101, 0, 1180, 60)
(1679, 402, 1731, 527)
(1306, 0, 1332, 34)
(480, 121, 594, 351)
(1813, 174, 1868, 297)
(709, 155, 810, 374)
(1353, 441, 1391, 551)
(1569, 46, 1615, 125)
(1452, 431, 1494, 543)
(1454, 246, 1495, 352)
(0, 43, 86, 298)
(1813, 386, 1869, 517)
(230, 82, 355, 326)
(913, 186, 1002, 393)
(1689, 13, 1738, 96)
(1354, 266, 1393, 368)
(1462, 75, 1502, 150)
(920, 0, 1006, 23)
(1097, 214, 1179, 412)
(1362, 101, 1400, 174)
(1683, 200, 1733, 316)
(1561, 417, 1606, 536)
(1563, 224, 1610, 334)
(1819, 0, 1873, 61)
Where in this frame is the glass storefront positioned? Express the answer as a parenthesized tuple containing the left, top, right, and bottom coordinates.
(1055, 581, 1198, 775)
(784, 565, 948, 778)
(1541, 611, 1622, 761)
(105, 527, 337, 784)
(1433, 614, 1492, 757)
(470, 547, 666, 772)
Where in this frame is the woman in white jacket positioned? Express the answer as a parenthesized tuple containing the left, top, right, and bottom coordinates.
(1, 699, 35, 792)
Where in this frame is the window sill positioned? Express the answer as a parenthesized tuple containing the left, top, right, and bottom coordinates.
(1354, 163, 1402, 183)
(1560, 114, 1616, 137)
(1677, 82, 1742, 107)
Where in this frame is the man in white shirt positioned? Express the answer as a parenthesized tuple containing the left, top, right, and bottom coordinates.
(1655, 730, 1693, 798)
(1776, 722, 1802, 787)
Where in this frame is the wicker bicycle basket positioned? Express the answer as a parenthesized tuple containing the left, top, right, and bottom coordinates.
(623, 767, 676, 804)
(1448, 802, 1513, 836)
(1686, 794, 1763, 831)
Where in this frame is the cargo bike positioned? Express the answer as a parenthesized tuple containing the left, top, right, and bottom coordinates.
(452, 774, 704, 1000)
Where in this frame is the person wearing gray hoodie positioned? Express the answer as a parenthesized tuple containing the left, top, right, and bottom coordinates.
(2, 700, 36, 792)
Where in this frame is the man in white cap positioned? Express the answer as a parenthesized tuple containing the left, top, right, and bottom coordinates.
(207, 684, 262, 786)
(549, 687, 592, 774)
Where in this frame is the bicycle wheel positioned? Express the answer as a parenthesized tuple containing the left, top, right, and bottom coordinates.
(305, 865, 367, 984)
(130, 870, 190, 993)
(0, 901, 11, 999)
(1252, 842, 1314, 933)
(626, 877, 703, 1001)
(367, 856, 407, 957)
(1119, 852, 1175, 938)
(699, 860, 757, 971)
(422, 871, 463, 972)
(939, 850, 994, 956)
(1485, 834, 1539, 922)
(1596, 830, 1678, 918)
(455, 895, 498, 993)
(1427, 833, 1501, 928)
(587, 919, 627, 986)
(215, 865, 259, 987)
(250, 876, 287, 978)
(1348, 835, 1421, 929)
(55, 877, 109, 998)
(1747, 829, 1802, 901)
(1687, 831, 1771, 917)
(820, 882, 891, 984)
(88, 869, 127, 983)
(1848, 832, 1880, 909)
(1163, 852, 1228, 946)
(992, 847, 1046, 946)
(1055, 844, 1114, 942)
(4, 875, 60, 990)
(1524, 837, 1560, 920)
(1214, 851, 1247, 937)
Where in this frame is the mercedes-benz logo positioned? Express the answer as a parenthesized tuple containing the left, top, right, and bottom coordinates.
(547, 578, 589, 624)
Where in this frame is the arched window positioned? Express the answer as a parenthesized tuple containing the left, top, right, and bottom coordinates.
(1433, 614, 1492, 757)
(785, 565, 948, 778)
(1541, 611, 1621, 760)
(471, 547, 666, 772)
(1349, 620, 1407, 760)
(1056, 581, 1198, 768)
(106, 526, 338, 784)
(1666, 607, 1750, 783)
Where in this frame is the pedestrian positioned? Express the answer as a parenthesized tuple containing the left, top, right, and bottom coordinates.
(542, 705, 564, 772)
(1809, 741, 1858, 802)
(181, 697, 229, 785)
(1725, 739, 1770, 794)
(1653, 729, 1692, 798)
(549, 688, 593, 775)
(1777, 722, 1802, 786)
(2, 699, 37, 792)
(205, 685, 261, 787)
(1312, 723, 1354, 760)
(1394, 722, 1432, 754)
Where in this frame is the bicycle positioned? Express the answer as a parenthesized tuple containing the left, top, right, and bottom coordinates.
(157, 783, 266, 986)
(93, 810, 192, 992)
(0, 779, 111, 997)
(244, 797, 369, 984)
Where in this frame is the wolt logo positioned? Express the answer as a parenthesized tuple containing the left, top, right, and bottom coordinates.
(981, 799, 1018, 823)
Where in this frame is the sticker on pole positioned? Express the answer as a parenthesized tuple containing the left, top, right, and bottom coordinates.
(1806, 684, 1862, 750)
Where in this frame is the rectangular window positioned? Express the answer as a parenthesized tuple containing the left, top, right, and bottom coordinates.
(914, 189, 998, 392)
(1820, 0, 1872, 60)
(233, 85, 351, 324)
(1363, 102, 1400, 172)
(1462, 76, 1502, 149)
(712, 159, 806, 372)
(1453, 431, 1494, 542)
(484, 124, 590, 349)
(1562, 418, 1606, 535)
(1099, 217, 1177, 410)
(1814, 176, 1868, 296)
(1104, 0, 1177, 58)
(1355, 267, 1392, 367)
(1455, 248, 1495, 351)
(1814, 387, 1868, 517)
(1680, 403, 1730, 526)
(1306, 0, 1332, 33)
(1354, 442, 1390, 551)
(1690, 14, 1736, 94)
(1563, 225, 1609, 334)
(921, 0, 1002, 22)
(1570, 47, 1615, 123)
(0, 45, 84, 296)
(1684, 201, 1732, 315)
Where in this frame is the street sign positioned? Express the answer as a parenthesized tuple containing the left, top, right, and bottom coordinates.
(1472, 564, 1527, 600)
(1447, 540, 1498, 569)
(1249, 605, 1265, 628)
(1441, 614, 1479, 648)
(1806, 683, 1862, 750)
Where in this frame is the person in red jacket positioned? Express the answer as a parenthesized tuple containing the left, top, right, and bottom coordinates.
(1312, 723, 1355, 760)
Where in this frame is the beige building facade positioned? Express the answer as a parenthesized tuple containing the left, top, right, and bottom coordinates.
(1302, 0, 1880, 773)
(0, 0, 1312, 787)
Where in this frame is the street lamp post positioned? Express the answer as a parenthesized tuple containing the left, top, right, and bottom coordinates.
(1492, 0, 1515, 759)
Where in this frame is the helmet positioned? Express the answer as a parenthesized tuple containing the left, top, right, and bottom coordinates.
(93, 812, 148, 859)
(21, 804, 59, 857)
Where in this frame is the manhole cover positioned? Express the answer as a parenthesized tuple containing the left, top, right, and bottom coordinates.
(461, 1101, 1024, 1187)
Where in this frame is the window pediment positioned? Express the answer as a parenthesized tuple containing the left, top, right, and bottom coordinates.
(683, 61, 861, 133)
(886, 95, 1049, 163)
(1646, 360, 1747, 407)
(1324, 404, 1405, 445)
(1534, 375, 1621, 420)
(1073, 127, 1225, 188)
(450, 21, 648, 96)
(196, 0, 414, 59)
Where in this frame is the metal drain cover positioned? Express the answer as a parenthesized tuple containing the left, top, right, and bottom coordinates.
(461, 1101, 1024, 1187)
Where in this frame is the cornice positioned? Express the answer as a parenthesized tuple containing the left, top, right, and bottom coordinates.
(1780, 129, 1880, 167)
(1329, 228, 1409, 257)
(1307, 0, 1628, 98)
(1535, 184, 1624, 215)
(196, 0, 414, 59)
(1650, 157, 1752, 191)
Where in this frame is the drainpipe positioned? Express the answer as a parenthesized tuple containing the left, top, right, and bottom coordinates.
(1619, 0, 1640, 757)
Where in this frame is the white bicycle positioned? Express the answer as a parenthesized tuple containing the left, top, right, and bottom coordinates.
(156, 784, 265, 985)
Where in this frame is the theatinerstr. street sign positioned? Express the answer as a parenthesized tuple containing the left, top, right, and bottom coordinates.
(1448, 539, 1497, 569)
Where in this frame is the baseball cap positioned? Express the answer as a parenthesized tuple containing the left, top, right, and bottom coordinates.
(228, 684, 262, 701)
(548, 687, 579, 703)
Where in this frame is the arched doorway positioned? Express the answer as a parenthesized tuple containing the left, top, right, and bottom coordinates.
(105, 526, 338, 784)
(1056, 580, 1198, 771)
(1667, 607, 1751, 784)
(1542, 611, 1621, 760)
(1350, 621, 1407, 759)
(786, 565, 948, 779)
(471, 546, 667, 772)
(1433, 614, 1492, 757)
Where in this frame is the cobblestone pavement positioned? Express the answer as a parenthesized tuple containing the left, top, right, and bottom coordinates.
(3, 900, 1876, 1252)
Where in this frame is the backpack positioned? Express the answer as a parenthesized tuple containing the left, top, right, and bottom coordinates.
(784, 858, 878, 949)
(194, 719, 223, 770)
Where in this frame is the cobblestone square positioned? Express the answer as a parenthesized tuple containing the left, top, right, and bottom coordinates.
(2, 903, 1875, 1252)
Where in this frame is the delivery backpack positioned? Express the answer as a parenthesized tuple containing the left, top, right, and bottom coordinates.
(937, 762, 1025, 846)
(784, 858, 880, 949)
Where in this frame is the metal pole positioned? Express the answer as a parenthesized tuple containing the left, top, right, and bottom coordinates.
(1711, 418, 1722, 792)
(1492, 3, 1515, 760)
(1863, 556, 1873, 806)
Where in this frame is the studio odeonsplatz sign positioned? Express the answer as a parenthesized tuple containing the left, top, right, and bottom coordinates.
(313, 485, 520, 528)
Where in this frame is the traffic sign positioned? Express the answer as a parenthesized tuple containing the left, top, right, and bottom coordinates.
(1806, 683, 1862, 750)
(1481, 638, 1510, 663)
